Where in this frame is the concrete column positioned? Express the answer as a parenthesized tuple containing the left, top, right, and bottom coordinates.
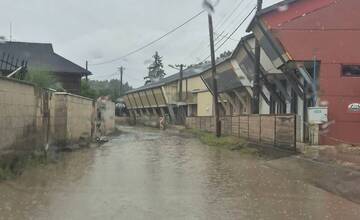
(129, 110, 137, 124)
(137, 109, 142, 117)
(160, 107, 166, 117)
(144, 108, 151, 116)
(167, 105, 176, 123)
(150, 108, 157, 116)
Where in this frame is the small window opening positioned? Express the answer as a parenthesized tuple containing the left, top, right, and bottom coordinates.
(342, 65, 360, 76)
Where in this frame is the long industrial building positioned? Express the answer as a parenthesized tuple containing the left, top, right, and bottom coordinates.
(124, 0, 360, 146)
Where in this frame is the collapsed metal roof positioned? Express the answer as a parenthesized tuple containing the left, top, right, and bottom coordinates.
(127, 57, 230, 94)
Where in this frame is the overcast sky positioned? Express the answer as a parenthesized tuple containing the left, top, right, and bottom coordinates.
(0, 0, 281, 88)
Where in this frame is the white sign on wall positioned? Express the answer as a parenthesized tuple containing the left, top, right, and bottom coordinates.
(348, 103, 360, 113)
(308, 107, 328, 124)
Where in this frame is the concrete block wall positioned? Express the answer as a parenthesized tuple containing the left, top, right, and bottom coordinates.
(52, 92, 94, 144)
(0, 77, 45, 155)
(0, 77, 98, 157)
(50, 93, 67, 143)
(96, 99, 115, 135)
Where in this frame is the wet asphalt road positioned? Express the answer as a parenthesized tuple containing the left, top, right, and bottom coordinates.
(0, 126, 360, 220)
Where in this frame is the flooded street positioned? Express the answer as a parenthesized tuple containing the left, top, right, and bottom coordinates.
(1, 126, 360, 220)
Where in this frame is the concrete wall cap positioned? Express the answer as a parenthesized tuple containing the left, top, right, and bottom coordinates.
(54, 92, 94, 101)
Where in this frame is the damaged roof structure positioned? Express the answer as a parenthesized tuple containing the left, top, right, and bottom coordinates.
(124, 0, 360, 146)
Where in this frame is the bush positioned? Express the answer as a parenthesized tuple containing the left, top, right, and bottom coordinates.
(80, 79, 97, 99)
(0, 152, 48, 181)
(25, 70, 63, 90)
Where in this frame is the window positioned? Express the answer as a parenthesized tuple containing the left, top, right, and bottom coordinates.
(342, 65, 360, 76)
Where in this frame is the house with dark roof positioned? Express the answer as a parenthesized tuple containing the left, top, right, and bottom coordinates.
(0, 41, 91, 94)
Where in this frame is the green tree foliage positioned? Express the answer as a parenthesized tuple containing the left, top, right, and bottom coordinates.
(187, 51, 232, 68)
(144, 51, 166, 85)
(218, 50, 232, 59)
(80, 80, 97, 99)
(80, 79, 133, 102)
(24, 70, 63, 90)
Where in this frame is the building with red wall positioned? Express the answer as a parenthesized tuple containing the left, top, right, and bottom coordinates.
(249, 0, 360, 145)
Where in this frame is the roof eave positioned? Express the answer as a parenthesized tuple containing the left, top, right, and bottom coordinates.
(246, 0, 298, 32)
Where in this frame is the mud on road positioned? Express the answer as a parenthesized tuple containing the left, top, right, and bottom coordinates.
(0, 126, 359, 220)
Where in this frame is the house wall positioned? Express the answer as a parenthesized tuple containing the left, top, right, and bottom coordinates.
(56, 72, 82, 95)
(153, 87, 167, 106)
(319, 64, 360, 145)
(184, 76, 206, 104)
(139, 91, 150, 107)
(197, 91, 213, 116)
(128, 94, 139, 109)
(146, 90, 157, 107)
(123, 95, 132, 109)
(163, 82, 178, 104)
(261, 0, 360, 145)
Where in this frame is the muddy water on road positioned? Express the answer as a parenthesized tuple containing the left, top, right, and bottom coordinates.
(0, 126, 359, 220)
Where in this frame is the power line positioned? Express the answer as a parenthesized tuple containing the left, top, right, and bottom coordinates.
(89, 10, 205, 66)
(190, 0, 251, 61)
(91, 1, 255, 82)
(216, 0, 253, 36)
(201, 5, 257, 62)
(214, 32, 229, 47)
(214, 32, 239, 42)
(214, 0, 246, 30)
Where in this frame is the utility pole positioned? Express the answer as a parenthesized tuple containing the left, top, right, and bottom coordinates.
(208, 13, 221, 137)
(119, 66, 124, 98)
(9, 22, 12, 42)
(179, 64, 184, 102)
(252, 0, 263, 114)
(85, 60, 88, 80)
(168, 64, 186, 102)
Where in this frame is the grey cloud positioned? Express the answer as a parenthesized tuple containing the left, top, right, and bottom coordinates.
(0, 0, 282, 87)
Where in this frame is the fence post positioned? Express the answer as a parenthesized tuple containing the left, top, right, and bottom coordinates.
(294, 114, 297, 151)
(248, 115, 250, 139)
(238, 116, 240, 137)
(259, 115, 262, 144)
(274, 115, 277, 146)
(199, 117, 202, 130)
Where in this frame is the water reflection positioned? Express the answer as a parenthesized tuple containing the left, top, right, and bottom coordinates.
(0, 126, 359, 219)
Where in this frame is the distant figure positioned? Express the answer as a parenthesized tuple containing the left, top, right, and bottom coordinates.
(159, 117, 165, 130)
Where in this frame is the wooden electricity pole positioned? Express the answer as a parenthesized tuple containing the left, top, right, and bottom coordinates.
(208, 13, 221, 137)
(252, 0, 263, 114)
(85, 60, 89, 80)
(179, 64, 184, 102)
(119, 66, 124, 98)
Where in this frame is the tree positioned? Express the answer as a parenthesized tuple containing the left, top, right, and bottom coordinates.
(24, 70, 63, 90)
(144, 51, 166, 85)
(218, 50, 232, 59)
(80, 80, 97, 99)
(80, 79, 133, 101)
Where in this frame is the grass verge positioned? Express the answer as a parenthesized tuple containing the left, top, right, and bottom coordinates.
(0, 151, 49, 181)
(184, 128, 259, 156)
